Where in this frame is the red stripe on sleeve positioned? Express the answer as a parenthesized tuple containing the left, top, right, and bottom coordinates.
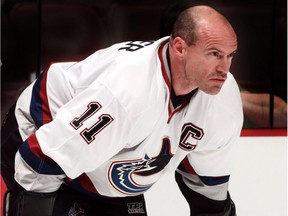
(39, 69, 53, 124)
(181, 156, 197, 175)
(28, 133, 51, 160)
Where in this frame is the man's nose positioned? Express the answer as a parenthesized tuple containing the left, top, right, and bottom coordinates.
(216, 58, 231, 74)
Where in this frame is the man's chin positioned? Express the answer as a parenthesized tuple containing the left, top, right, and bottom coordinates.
(201, 86, 222, 95)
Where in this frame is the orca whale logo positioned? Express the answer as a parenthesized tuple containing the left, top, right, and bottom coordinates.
(108, 138, 173, 195)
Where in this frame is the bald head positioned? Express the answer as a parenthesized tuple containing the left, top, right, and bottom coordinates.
(169, 5, 238, 96)
(172, 5, 236, 46)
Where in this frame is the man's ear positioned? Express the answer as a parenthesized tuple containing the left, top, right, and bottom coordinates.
(172, 37, 186, 56)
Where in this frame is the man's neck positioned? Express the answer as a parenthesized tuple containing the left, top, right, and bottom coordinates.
(168, 44, 198, 96)
(166, 44, 198, 107)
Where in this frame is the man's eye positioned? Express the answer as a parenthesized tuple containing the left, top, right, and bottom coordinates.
(228, 53, 235, 58)
(210, 52, 221, 58)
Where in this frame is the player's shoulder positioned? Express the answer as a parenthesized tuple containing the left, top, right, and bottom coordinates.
(191, 73, 243, 125)
(95, 38, 169, 123)
(216, 73, 242, 109)
(221, 73, 240, 93)
(95, 36, 169, 58)
(212, 73, 243, 124)
(99, 37, 169, 102)
(193, 73, 241, 109)
(189, 73, 243, 152)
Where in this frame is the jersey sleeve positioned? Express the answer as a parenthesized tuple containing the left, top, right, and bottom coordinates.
(176, 134, 239, 201)
(15, 76, 133, 192)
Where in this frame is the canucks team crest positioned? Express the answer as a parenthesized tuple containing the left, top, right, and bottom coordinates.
(108, 138, 173, 195)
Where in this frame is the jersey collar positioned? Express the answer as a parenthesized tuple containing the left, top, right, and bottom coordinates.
(158, 41, 194, 123)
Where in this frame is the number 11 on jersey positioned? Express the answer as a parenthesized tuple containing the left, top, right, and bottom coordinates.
(70, 102, 114, 144)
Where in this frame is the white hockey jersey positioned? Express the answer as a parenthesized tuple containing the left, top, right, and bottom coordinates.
(14, 37, 243, 198)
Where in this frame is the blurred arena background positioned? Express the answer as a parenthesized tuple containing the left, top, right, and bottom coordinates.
(1, 0, 287, 129)
(1, 0, 287, 215)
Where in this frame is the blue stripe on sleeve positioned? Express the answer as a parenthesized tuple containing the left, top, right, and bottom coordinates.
(19, 140, 65, 175)
(30, 72, 45, 128)
(199, 175, 230, 186)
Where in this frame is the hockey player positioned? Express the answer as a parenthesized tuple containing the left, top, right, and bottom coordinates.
(1, 5, 242, 215)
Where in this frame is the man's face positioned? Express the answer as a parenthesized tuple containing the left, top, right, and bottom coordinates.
(183, 27, 238, 95)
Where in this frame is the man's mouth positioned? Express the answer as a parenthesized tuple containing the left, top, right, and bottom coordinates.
(209, 77, 226, 83)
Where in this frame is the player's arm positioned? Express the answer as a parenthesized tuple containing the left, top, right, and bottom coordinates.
(14, 79, 133, 192)
(176, 157, 236, 216)
(175, 127, 240, 216)
(175, 115, 241, 216)
(173, 74, 240, 215)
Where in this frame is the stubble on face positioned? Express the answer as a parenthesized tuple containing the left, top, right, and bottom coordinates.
(187, 18, 237, 95)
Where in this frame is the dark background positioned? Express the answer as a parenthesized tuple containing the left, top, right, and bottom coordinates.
(1, 0, 287, 128)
